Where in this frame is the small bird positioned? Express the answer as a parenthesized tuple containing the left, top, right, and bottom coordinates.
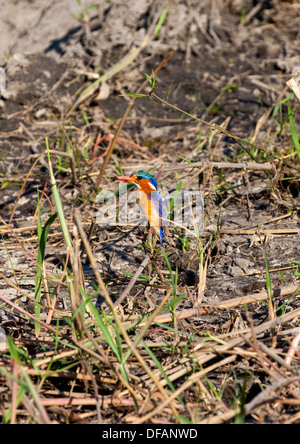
(116, 171, 164, 244)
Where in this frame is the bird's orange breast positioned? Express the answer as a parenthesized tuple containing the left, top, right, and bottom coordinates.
(138, 190, 161, 229)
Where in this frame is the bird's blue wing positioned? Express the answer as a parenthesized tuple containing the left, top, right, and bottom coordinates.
(148, 191, 165, 222)
(148, 191, 165, 243)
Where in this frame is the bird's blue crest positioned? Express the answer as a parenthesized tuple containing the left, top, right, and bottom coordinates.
(133, 171, 158, 190)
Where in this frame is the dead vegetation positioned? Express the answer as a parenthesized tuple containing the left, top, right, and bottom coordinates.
(0, 0, 300, 424)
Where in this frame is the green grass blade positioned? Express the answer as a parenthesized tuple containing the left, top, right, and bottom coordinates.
(168, 180, 182, 223)
(34, 211, 57, 336)
(272, 93, 294, 118)
(161, 250, 175, 289)
(80, 289, 121, 361)
(46, 137, 72, 248)
(155, 6, 168, 39)
(288, 105, 300, 160)
(121, 93, 148, 98)
(142, 340, 184, 406)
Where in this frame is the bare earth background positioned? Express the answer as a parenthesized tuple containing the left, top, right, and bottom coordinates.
(0, 0, 300, 424)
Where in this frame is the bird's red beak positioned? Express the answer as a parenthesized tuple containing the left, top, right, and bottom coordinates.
(116, 175, 135, 183)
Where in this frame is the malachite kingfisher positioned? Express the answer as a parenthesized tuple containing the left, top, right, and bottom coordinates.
(116, 171, 165, 244)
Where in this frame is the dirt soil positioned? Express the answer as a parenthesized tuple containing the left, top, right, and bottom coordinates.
(0, 0, 300, 425)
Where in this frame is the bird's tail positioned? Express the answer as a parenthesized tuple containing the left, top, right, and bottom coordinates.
(153, 226, 163, 244)
(159, 227, 163, 244)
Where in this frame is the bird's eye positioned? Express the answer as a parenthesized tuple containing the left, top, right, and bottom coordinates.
(136, 175, 142, 180)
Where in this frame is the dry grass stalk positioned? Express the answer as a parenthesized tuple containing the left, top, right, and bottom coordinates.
(200, 376, 300, 424)
(93, 49, 175, 192)
(128, 307, 300, 404)
(0, 292, 104, 361)
(73, 209, 180, 417)
(285, 327, 300, 366)
(124, 283, 300, 328)
(165, 160, 275, 172)
(196, 255, 208, 304)
(114, 254, 151, 307)
(209, 116, 231, 160)
(131, 355, 237, 424)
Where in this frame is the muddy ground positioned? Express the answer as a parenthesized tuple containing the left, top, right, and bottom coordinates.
(0, 0, 300, 424)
